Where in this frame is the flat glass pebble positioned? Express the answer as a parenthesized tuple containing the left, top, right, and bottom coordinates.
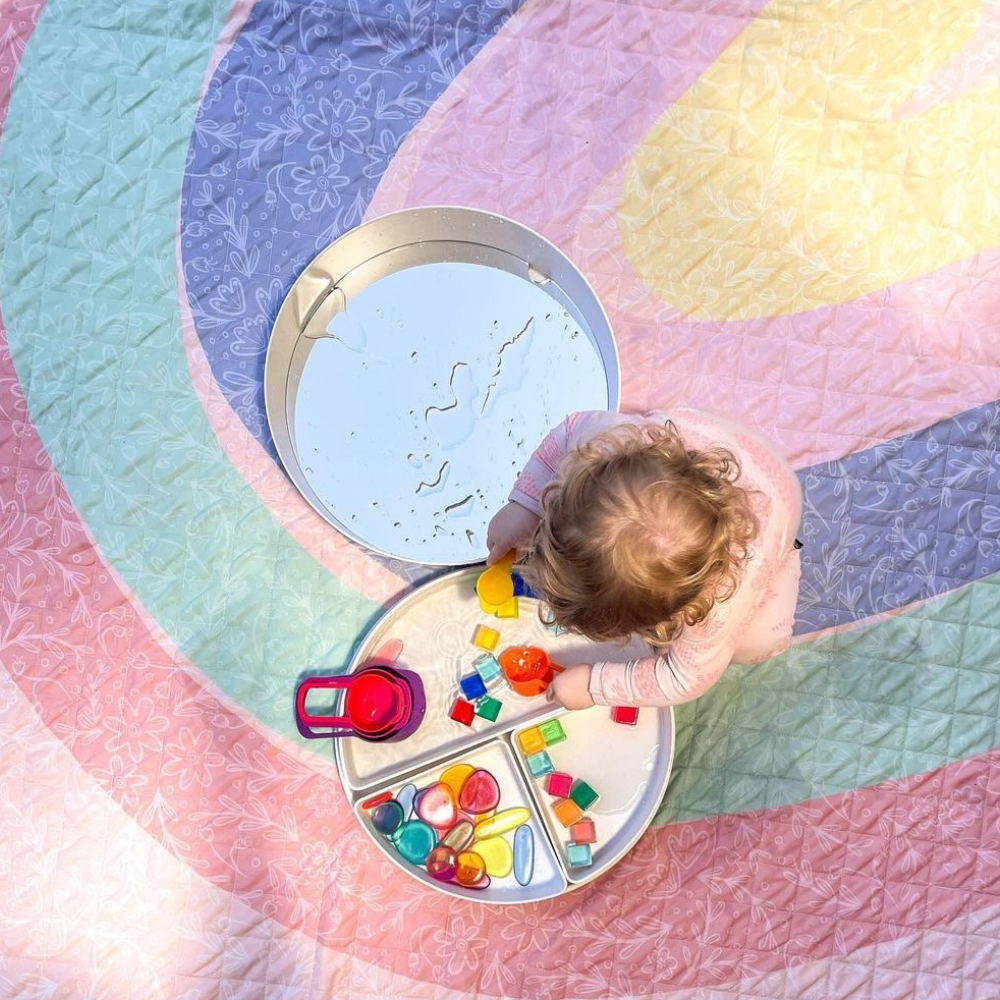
(539, 719, 566, 746)
(411, 786, 429, 817)
(474, 836, 513, 878)
(396, 783, 417, 818)
(566, 842, 593, 868)
(514, 824, 534, 886)
(473, 807, 530, 840)
(415, 782, 457, 830)
(455, 850, 488, 886)
(458, 768, 500, 814)
(440, 764, 475, 799)
(426, 845, 458, 882)
(393, 820, 437, 865)
(441, 819, 475, 852)
(371, 800, 404, 835)
(525, 750, 554, 778)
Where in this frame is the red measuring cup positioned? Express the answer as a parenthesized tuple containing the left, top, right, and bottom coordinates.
(295, 657, 426, 743)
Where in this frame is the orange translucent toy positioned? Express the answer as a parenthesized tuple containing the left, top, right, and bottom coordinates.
(553, 798, 584, 828)
(498, 646, 564, 697)
(455, 850, 488, 886)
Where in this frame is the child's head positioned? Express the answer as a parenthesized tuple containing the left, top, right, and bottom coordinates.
(522, 421, 759, 649)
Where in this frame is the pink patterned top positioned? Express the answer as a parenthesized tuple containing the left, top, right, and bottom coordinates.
(509, 409, 803, 708)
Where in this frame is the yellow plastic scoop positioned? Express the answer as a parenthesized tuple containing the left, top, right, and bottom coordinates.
(476, 552, 515, 613)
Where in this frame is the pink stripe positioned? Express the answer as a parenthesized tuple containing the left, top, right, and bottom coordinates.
(0, 1, 46, 145)
(368, 0, 1000, 469)
(9, 615, 1000, 1000)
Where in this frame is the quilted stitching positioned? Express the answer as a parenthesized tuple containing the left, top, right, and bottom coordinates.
(2, 0, 1000, 997)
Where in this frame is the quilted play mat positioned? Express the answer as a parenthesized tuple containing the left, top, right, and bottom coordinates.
(3, 0, 1000, 995)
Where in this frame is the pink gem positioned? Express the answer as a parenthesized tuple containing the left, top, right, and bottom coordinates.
(415, 782, 458, 830)
(457, 768, 500, 814)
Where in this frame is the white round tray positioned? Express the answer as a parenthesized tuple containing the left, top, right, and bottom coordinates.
(332, 569, 675, 902)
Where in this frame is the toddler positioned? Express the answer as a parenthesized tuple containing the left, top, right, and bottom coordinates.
(486, 409, 803, 710)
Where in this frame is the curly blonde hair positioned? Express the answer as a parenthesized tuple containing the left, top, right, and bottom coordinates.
(521, 420, 759, 649)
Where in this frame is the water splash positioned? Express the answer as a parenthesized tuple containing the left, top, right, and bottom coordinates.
(443, 494, 475, 517)
(415, 461, 450, 496)
(326, 304, 368, 352)
(425, 362, 479, 449)
(481, 316, 535, 418)
(527, 264, 550, 285)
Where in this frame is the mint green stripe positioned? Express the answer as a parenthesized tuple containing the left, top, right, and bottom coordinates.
(0, 0, 379, 740)
(654, 583, 998, 824)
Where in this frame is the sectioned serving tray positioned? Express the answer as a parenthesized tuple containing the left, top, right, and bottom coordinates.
(331, 568, 675, 902)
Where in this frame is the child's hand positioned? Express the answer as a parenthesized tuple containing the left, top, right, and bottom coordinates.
(485, 501, 541, 566)
(546, 664, 595, 710)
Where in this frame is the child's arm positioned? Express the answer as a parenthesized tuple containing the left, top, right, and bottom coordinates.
(585, 566, 768, 707)
(549, 563, 766, 709)
(587, 630, 739, 707)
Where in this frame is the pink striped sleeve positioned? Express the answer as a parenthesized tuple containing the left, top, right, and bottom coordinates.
(509, 410, 624, 514)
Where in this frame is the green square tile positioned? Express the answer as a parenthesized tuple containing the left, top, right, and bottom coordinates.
(539, 719, 566, 746)
(569, 780, 598, 811)
(475, 696, 502, 722)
